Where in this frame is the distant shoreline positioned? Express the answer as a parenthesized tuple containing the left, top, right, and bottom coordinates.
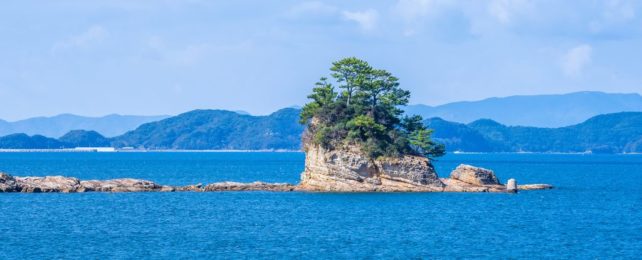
(0, 149, 640, 155)
(0, 149, 302, 153)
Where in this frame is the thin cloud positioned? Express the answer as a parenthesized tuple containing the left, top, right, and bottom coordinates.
(487, 0, 532, 24)
(394, 0, 442, 22)
(590, 0, 637, 33)
(287, 1, 337, 17)
(561, 44, 592, 77)
(52, 25, 108, 52)
(342, 9, 379, 31)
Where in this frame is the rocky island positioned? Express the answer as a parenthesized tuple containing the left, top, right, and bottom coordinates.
(0, 58, 552, 194)
(0, 163, 551, 193)
(296, 57, 551, 193)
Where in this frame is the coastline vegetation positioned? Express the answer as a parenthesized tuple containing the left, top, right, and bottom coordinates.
(300, 57, 445, 159)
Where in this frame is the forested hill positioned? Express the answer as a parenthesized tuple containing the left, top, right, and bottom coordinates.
(406, 91, 642, 127)
(111, 108, 304, 150)
(426, 112, 642, 153)
(0, 109, 641, 154)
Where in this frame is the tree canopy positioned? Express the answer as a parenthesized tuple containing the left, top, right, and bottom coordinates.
(300, 57, 445, 159)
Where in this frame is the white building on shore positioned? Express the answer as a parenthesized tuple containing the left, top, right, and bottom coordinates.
(73, 147, 116, 152)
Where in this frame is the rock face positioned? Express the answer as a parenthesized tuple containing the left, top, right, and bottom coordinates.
(297, 147, 553, 193)
(450, 164, 500, 186)
(0, 172, 19, 192)
(298, 145, 444, 192)
(441, 164, 511, 192)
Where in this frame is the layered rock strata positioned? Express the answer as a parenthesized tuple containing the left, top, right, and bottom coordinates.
(297, 145, 552, 193)
(297, 146, 444, 192)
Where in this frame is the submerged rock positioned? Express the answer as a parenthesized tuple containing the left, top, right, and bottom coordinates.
(518, 184, 554, 190)
(204, 181, 295, 191)
(440, 178, 505, 192)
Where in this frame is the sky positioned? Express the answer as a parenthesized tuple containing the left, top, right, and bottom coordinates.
(1, 0, 642, 120)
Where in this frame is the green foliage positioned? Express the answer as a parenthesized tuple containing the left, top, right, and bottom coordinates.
(426, 112, 642, 153)
(59, 130, 110, 147)
(113, 108, 304, 150)
(301, 57, 445, 159)
(0, 133, 66, 149)
(347, 115, 386, 140)
(409, 129, 446, 158)
(299, 78, 337, 124)
(330, 57, 371, 106)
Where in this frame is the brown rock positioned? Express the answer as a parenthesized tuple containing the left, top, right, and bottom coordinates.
(176, 183, 204, 192)
(204, 181, 295, 192)
(441, 178, 505, 192)
(15, 176, 82, 193)
(79, 178, 165, 192)
(297, 145, 444, 192)
(518, 184, 554, 190)
(449, 164, 501, 186)
(0, 172, 19, 192)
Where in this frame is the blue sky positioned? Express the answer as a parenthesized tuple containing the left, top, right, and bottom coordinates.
(1, 0, 641, 120)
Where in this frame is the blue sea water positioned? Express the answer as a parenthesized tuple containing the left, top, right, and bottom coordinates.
(0, 152, 640, 259)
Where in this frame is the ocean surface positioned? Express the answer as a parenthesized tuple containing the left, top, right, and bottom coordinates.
(0, 152, 640, 259)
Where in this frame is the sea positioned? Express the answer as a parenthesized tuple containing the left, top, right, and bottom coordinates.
(0, 152, 640, 259)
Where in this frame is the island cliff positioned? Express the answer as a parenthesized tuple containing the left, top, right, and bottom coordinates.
(294, 57, 551, 192)
(296, 144, 552, 192)
(298, 144, 444, 192)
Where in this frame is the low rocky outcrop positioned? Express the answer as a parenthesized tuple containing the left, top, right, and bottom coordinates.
(0, 154, 553, 193)
(16, 176, 83, 193)
(440, 164, 507, 192)
(0, 173, 175, 193)
(0, 172, 297, 193)
(518, 184, 554, 190)
(79, 179, 173, 192)
(0, 172, 19, 192)
(450, 164, 500, 186)
(204, 181, 295, 192)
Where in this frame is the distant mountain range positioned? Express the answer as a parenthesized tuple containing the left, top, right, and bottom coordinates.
(0, 114, 168, 138)
(1, 91, 641, 153)
(406, 91, 642, 127)
(2, 91, 640, 138)
(0, 109, 304, 150)
(425, 112, 642, 153)
(0, 109, 641, 154)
